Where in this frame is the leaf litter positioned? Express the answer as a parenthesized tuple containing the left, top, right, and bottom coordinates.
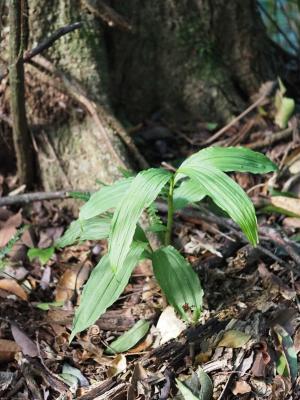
(0, 102, 300, 399)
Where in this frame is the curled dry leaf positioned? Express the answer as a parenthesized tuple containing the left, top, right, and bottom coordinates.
(156, 306, 187, 345)
(55, 263, 90, 303)
(0, 279, 28, 301)
(251, 342, 271, 378)
(0, 339, 21, 363)
(272, 375, 292, 400)
(231, 379, 251, 395)
(258, 264, 296, 300)
(107, 354, 127, 377)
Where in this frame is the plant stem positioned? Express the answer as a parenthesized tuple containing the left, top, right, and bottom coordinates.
(9, 0, 34, 187)
(165, 176, 175, 246)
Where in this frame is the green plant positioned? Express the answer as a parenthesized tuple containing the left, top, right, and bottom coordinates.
(29, 147, 277, 341)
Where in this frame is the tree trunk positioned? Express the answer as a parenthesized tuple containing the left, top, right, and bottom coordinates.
(108, 0, 278, 124)
(0, 0, 282, 188)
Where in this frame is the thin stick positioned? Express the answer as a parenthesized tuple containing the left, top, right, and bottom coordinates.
(0, 22, 82, 81)
(0, 190, 85, 206)
(23, 22, 82, 61)
(204, 95, 266, 145)
(245, 127, 292, 149)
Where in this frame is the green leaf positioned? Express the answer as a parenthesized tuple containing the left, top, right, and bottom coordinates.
(274, 79, 295, 128)
(27, 247, 54, 265)
(174, 179, 206, 210)
(105, 319, 150, 354)
(176, 368, 213, 400)
(0, 225, 27, 261)
(176, 165, 258, 245)
(275, 97, 295, 128)
(108, 168, 171, 271)
(70, 243, 145, 341)
(79, 177, 134, 220)
(68, 191, 91, 202)
(273, 324, 298, 382)
(198, 368, 213, 400)
(178, 146, 277, 175)
(152, 246, 203, 322)
(176, 379, 199, 400)
(36, 301, 64, 310)
(78, 217, 111, 242)
(55, 216, 111, 248)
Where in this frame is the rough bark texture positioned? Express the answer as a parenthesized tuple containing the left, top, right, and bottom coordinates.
(1, 0, 280, 188)
(108, 0, 277, 124)
(26, 0, 134, 190)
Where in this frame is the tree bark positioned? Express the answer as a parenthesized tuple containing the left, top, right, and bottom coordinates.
(0, 0, 284, 188)
(108, 0, 278, 124)
(8, 0, 34, 187)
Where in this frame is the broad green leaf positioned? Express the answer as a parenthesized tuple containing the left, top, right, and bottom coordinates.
(70, 243, 145, 341)
(176, 368, 213, 400)
(55, 220, 82, 248)
(105, 319, 150, 354)
(55, 216, 111, 248)
(79, 177, 134, 220)
(273, 324, 298, 382)
(152, 246, 203, 322)
(79, 217, 111, 242)
(109, 168, 171, 271)
(178, 146, 277, 176)
(60, 363, 88, 390)
(176, 165, 258, 245)
(174, 179, 206, 210)
(28, 247, 54, 265)
(176, 379, 198, 400)
(198, 368, 213, 400)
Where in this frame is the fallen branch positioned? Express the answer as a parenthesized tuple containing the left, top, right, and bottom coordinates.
(245, 127, 293, 150)
(0, 190, 81, 206)
(204, 81, 276, 145)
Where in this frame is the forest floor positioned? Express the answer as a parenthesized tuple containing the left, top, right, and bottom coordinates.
(0, 105, 300, 400)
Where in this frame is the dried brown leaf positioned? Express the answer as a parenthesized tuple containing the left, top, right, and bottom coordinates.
(231, 379, 251, 395)
(217, 330, 251, 348)
(0, 212, 22, 247)
(11, 324, 38, 357)
(270, 196, 300, 217)
(0, 279, 28, 300)
(0, 339, 21, 362)
(55, 263, 90, 303)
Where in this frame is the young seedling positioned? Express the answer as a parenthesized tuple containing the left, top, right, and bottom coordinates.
(31, 147, 277, 340)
